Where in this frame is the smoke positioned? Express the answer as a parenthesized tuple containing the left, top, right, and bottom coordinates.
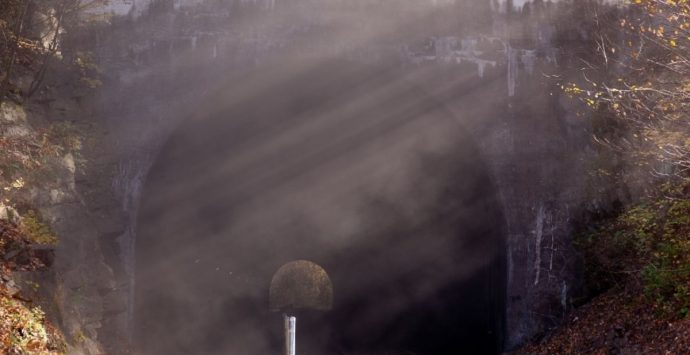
(132, 55, 507, 354)
(84, 0, 580, 354)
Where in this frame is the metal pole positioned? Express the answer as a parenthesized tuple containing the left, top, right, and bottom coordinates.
(284, 314, 296, 355)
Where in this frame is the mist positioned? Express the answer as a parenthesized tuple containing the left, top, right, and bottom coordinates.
(134, 58, 506, 354)
(81, 0, 583, 354)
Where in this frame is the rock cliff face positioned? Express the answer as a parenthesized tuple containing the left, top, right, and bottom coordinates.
(47, 0, 596, 353)
(0, 99, 113, 354)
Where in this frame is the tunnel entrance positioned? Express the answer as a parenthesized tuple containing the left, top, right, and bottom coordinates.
(134, 60, 507, 355)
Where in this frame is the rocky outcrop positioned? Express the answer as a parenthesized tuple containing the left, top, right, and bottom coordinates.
(0, 98, 116, 354)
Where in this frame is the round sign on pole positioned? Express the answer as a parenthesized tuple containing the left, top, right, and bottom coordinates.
(270, 260, 333, 355)
(269, 260, 334, 312)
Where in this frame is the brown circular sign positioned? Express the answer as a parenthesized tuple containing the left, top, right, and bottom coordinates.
(269, 260, 333, 312)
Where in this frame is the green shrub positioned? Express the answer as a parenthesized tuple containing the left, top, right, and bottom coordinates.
(577, 184, 690, 318)
(19, 210, 58, 246)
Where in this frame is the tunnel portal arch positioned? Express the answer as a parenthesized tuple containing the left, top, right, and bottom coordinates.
(134, 59, 507, 355)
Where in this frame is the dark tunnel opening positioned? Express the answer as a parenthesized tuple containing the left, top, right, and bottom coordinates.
(134, 60, 507, 355)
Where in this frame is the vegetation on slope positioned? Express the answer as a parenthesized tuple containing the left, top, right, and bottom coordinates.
(0, 1, 96, 352)
(0, 219, 65, 354)
(521, 182, 690, 353)
(580, 183, 690, 317)
(524, 0, 690, 352)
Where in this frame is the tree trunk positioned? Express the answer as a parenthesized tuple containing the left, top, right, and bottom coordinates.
(27, 4, 63, 100)
(0, 0, 30, 104)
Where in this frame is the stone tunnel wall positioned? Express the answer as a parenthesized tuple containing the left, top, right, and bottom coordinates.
(53, 0, 598, 352)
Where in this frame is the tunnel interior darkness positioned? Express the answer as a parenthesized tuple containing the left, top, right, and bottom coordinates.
(134, 59, 507, 355)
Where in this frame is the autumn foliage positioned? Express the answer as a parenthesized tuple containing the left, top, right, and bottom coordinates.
(566, 0, 690, 178)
